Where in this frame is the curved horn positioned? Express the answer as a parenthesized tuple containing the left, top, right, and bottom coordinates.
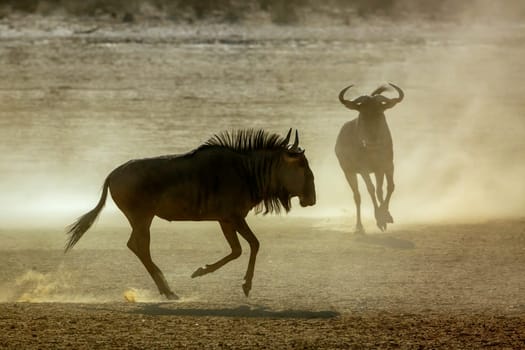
(292, 129, 299, 150)
(283, 128, 292, 145)
(388, 83, 404, 103)
(371, 85, 389, 96)
(338, 85, 359, 110)
(380, 83, 404, 109)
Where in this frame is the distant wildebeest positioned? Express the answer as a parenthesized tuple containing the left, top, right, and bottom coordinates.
(335, 83, 404, 233)
(65, 129, 316, 299)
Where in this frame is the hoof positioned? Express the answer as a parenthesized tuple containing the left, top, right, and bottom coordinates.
(164, 291, 179, 300)
(191, 266, 207, 278)
(378, 205, 394, 224)
(385, 211, 394, 224)
(354, 224, 365, 235)
(376, 221, 387, 232)
(376, 206, 393, 231)
(242, 282, 251, 297)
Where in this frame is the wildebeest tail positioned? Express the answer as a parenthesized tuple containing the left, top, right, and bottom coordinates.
(65, 177, 110, 252)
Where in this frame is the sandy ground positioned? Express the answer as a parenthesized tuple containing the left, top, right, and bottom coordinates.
(1, 15, 525, 349)
(1, 303, 524, 349)
(1, 218, 525, 349)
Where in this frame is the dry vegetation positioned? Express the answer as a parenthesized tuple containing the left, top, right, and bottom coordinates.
(2, 0, 525, 24)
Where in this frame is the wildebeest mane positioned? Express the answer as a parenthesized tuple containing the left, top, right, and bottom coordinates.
(200, 128, 287, 152)
(200, 129, 291, 215)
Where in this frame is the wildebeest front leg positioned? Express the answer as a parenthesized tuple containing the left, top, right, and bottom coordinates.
(374, 172, 385, 205)
(343, 171, 364, 234)
(375, 171, 392, 226)
(381, 168, 395, 224)
(127, 217, 178, 300)
(361, 173, 386, 231)
(236, 218, 260, 297)
(191, 221, 241, 278)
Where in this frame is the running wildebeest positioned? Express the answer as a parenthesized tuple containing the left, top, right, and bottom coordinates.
(65, 128, 316, 299)
(335, 83, 404, 233)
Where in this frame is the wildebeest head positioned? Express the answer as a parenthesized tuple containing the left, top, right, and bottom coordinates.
(278, 129, 316, 208)
(203, 128, 316, 215)
(338, 83, 404, 118)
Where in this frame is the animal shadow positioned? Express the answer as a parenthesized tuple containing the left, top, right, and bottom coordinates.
(353, 233, 415, 249)
(129, 303, 340, 319)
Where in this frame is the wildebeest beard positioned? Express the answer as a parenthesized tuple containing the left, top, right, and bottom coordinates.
(201, 129, 293, 215)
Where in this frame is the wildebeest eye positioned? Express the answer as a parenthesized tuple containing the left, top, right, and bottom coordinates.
(286, 152, 303, 158)
(283, 151, 306, 167)
(295, 157, 307, 168)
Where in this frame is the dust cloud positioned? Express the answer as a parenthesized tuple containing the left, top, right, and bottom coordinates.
(393, 20, 525, 223)
(0, 269, 178, 303)
(406, 24, 524, 223)
(308, 22, 525, 225)
(0, 268, 99, 303)
(0, 1, 524, 232)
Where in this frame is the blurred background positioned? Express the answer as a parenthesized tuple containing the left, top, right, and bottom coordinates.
(1, 0, 525, 23)
(0, 0, 524, 229)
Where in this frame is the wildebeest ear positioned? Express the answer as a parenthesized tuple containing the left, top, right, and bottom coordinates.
(282, 128, 292, 145)
(292, 130, 299, 150)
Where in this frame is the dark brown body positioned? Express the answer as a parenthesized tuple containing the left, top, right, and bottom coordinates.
(110, 149, 257, 222)
(65, 129, 316, 299)
(335, 83, 404, 233)
(335, 117, 393, 175)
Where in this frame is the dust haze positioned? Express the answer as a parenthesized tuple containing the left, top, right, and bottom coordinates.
(1, 17, 524, 228)
(0, 0, 524, 311)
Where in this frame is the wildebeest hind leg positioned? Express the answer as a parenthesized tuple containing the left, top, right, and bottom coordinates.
(236, 218, 260, 297)
(191, 221, 241, 278)
(127, 217, 178, 300)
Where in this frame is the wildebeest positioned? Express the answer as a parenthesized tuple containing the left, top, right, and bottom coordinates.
(335, 83, 404, 233)
(65, 128, 316, 299)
